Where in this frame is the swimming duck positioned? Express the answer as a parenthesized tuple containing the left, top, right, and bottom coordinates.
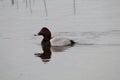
(37, 27, 75, 47)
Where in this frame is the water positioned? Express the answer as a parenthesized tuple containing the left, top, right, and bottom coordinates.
(0, 0, 120, 80)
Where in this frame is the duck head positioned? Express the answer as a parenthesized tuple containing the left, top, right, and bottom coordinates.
(37, 27, 52, 40)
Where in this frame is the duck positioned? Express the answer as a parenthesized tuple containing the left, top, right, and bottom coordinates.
(36, 27, 75, 47)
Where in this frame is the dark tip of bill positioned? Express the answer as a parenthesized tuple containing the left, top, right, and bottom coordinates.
(34, 34, 38, 36)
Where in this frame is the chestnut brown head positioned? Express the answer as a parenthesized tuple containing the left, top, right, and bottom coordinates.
(38, 27, 51, 40)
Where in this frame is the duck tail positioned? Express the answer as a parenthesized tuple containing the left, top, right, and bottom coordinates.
(70, 40, 76, 45)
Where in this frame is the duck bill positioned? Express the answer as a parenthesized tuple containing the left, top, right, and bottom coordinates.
(34, 32, 42, 36)
(37, 31, 43, 35)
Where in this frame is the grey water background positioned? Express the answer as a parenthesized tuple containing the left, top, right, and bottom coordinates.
(0, 0, 120, 80)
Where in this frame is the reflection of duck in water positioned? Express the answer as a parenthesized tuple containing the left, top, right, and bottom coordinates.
(51, 46, 73, 52)
(35, 27, 75, 62)
(35, 45, 51, 63)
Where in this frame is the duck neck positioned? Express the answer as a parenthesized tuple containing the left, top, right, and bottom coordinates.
(41, 35, 51, 46)
(41, 37, 51, 50)
(43, 36, 51, 41)
(42, 33, 51, 41)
